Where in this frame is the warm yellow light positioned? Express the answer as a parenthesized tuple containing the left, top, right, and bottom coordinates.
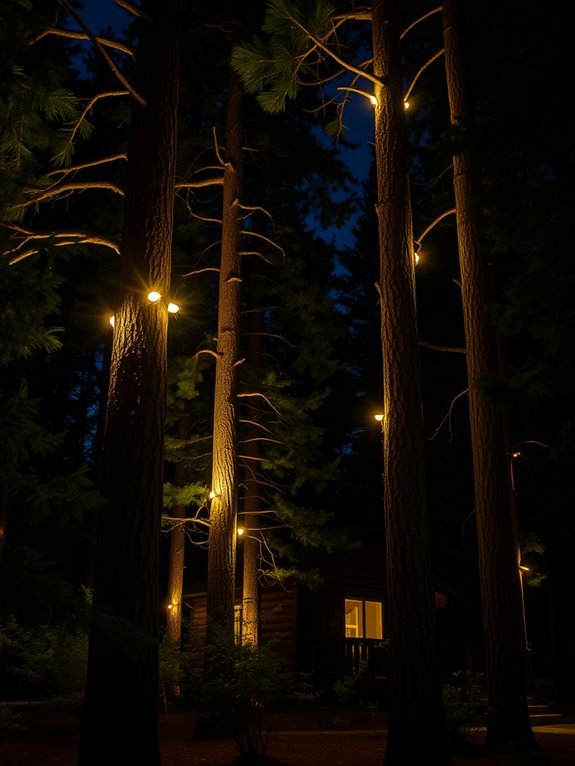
(147, 291, 162, 303)
(109, 315, 115, 328)
(415, 252, 420, 265)
(374, 413, 384, 422)
(167, 302, 180, 314)
(512, 451, 521, 458)
(369, 95, 378, 106)
(237, 527, 245, 536)
(404, 100, 410, 110)
(167, 603, 174, 609)
(519, 565, 530, 572)
(209, 490, 216, 500)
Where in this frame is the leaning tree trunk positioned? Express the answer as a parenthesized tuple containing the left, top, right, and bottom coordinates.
(77, 2, 181, 765)
(372, 2, 449, 765)
(442, 0, 535, 750)
(205, 32, 244, 643)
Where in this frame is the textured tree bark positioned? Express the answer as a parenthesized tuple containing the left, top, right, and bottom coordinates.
(241, 287, 263, 647)
(166, 402, 193, 700)
(442, 0, 535, 750)
(205, 30, 244, 643)
(372, 2, 450, 765)
(77, 1, 181, 764)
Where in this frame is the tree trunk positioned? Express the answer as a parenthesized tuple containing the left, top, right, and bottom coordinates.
(205, 30, 244, 643)
(166, 402, 193, 701)
(77, 2, 181, 764)
(442, 0, 535, 750)
(240, 280, 264, 647)
(372, 2, 450, 765)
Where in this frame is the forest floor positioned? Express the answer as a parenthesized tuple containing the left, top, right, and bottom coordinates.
(1, 704, 574, 765)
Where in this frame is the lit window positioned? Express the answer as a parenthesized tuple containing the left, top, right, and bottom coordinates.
(345, 599, 383, 639)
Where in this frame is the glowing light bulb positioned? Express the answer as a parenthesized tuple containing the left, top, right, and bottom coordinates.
(512, 451, 521, 458)
(209, 490, 216, 500)
(147, 291, 162, 303)
(415, 252, 420, 265)
(369, 95, 378, 106)
(109, 316, 115, 328)
(167, 603, 174, 609)
(167, 302, 180, 314)
(404, 100, 410, 110)
(237, 527, 245, 536)
(374, 413, 384, 422)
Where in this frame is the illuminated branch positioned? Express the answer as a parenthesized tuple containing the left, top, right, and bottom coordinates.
(420, 341, 466, 354)
(68, 91, 129, 148)
(4, 227, 120, 264)
(285, 11, 383, 88)
(416, 207, 456, 243)
(242, 331, 297, 349)
(238, 392, 282, 418)
(15, 181, 124, 209)
(239, 251, 274, 266)
(194, 349, 221, 360)
(239, 437, 283, 446)
(238, 418, 275, 435)
(114, 0, 152, 23)
(212, 126, 225, 167)
(242, 229, 285, 256)
(428, 388, 469, 441)
(404, 48, 445, 103)
(400, 6, 442, 40)
(181, 267, 220, 277)
(30, 27, 134, 57)
(175, 177, 224, 189)
(56, 0, 145, 105)
(47, 153, 128, 177)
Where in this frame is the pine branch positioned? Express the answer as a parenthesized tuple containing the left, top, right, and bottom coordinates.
(14, 181, 124, 210)
(419, 341, 465, 354)
(400, 7, 442, 40)
(404, 48, 445, 103)
(47, 153, 128, 177)
(113, 0, 153, 23)
(415, 208, 456, 244)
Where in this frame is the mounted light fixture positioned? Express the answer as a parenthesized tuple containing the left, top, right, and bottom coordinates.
(209, 490, 217, 500)
(109, 316, 115, 328)
(167, 302, 180, 314)
(237, 527, 245, 537)
(147, 291, 162, 303)
(374, 413, 384, 422)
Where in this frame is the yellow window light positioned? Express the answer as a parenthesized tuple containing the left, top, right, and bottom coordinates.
(167, 302, 180, 314)
(147, 291, 162, 303)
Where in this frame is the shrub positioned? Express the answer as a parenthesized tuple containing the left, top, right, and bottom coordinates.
(442, 671, 486, 752)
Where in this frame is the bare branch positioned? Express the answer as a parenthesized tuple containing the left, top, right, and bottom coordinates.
(30, 27, 134, 57)
(114, 0, 153, 22)
(428, 388, 469, 441)
(400, 7, 442, 40)
(212, 126, 225, 167)
(15, 181, 124, 209)
(181, 267, 220, 277)
(175, 177, 224, 189)
(420, 341, 466, 354)
(4, 227, 120, 264)
(238, 419, 275, 436)
(238, 392, 282, 418)
(240, 251, 274, 266)
(68, 91, 129, 149)
(194, 349, 221, 360)
(404, 48, 445, 103)
(285, 10, 383, 88)
(415, 207, 456, 244)
(56, 0, 145, 105)
(47, 153, 128, 178)
(239, 437, 283, 446)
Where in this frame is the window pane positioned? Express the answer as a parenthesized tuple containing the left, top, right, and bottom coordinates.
(345, 599, 363, 638)
(365, 600, 383, 639)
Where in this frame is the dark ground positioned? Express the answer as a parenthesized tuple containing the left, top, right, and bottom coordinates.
(1, 705, 574, 765)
